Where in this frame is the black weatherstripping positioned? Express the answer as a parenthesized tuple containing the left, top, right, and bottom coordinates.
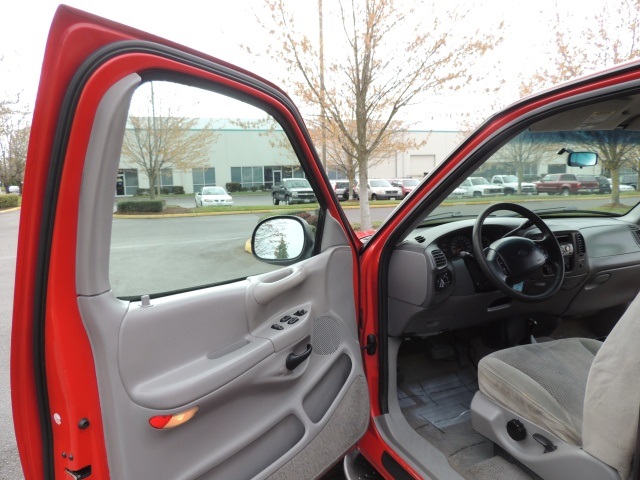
(381, 451, 414, 479)
(30, 38, 339, 478)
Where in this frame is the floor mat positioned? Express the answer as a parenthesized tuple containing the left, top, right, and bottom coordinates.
(463, 455, 534, 480)
(398, 356, 534, 479)
(399, 367, 477, 430)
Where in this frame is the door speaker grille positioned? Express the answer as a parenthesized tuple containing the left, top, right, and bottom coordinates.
(312, 316, 342, 355)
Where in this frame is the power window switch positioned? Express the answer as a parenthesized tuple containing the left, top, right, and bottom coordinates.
(271, 324, 284, 330)
(293, 309, 307, 316)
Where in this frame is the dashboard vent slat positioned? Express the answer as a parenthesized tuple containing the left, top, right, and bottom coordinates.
(415, 235, 426, 244)
(630, 226, 640, 247)
(575, 233, 586, 254)
(431, 249, 447, 268)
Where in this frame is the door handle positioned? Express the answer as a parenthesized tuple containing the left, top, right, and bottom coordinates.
(253, 268, 306, 305)
(286, 344, 312, 370)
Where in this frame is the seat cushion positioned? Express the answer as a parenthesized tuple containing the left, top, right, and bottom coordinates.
(478, 338, 602, 445)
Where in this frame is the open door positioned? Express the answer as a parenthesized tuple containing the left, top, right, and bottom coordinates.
(12, 6, 368, 479)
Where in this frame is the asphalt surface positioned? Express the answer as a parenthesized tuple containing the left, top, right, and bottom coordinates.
(0, 209, 22, 480)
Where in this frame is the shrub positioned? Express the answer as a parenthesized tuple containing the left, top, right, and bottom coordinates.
(250, 186, 258, 192)
(292, 210, 318, 227)
(173, 186, 185, 195)
(160, 187, 171, 195)
(0, 195, 19, 208)
(225, 182, 242, 192)
(135, 188, 150, 196)
(117, 200, 163, 213)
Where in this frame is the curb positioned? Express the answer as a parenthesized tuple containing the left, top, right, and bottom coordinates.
(0, 206, 20, 214)
(113, 202, 399, 219)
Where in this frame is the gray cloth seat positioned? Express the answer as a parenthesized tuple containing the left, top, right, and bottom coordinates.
(476, 294, 640, 480)
(478, 338, 601, 446)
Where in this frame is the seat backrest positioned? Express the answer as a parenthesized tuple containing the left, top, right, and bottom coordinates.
(583, 293, 640, 479)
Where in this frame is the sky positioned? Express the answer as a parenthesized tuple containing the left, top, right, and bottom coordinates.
(0, 0, 619, 130)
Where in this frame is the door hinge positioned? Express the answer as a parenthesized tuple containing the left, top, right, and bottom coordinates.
(361, 334, 377, 355)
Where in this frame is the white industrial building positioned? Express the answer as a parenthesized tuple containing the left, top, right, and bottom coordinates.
(116, 121, 465, 196)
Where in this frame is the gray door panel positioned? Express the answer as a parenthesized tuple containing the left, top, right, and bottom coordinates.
(78, 246, 368, 479)
(72, 73, 367, 479)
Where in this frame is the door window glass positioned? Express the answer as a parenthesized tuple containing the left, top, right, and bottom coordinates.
(110, 80, 319, 299)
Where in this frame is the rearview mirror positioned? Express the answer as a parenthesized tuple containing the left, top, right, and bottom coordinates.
(251, 215, 314, 266)
(560, 149, 598, 168)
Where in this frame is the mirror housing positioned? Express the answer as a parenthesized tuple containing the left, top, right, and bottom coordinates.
(559, 148, 598, 168)
(251, 215, 314, 266)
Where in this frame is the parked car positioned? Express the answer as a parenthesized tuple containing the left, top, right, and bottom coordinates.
(607, 178, 635, 191)
(272, 178, 316, 205)
(447, 187, 468, 199)
(330, 180, 350, 200)
(8, 185, 20, 194)
(194, 186, 233, 206)
(534, 173, 600, 195)
(388, 178, 419, 197)
(13, 7, 640, 480)
(620, 174, 638, 189)
(458, 177, 504, 197)
(577, 175, 611, 194)
(490, 175, 537, 195)
(353, 178, 402, 200)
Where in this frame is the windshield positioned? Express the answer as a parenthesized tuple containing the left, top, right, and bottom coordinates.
(425, 128, 640, 222)
(370, 179, 392, 187)
(403, 179, 419, 186)
(285, 179, 311, 188)
(470, 177, 490, 186)
(202, 187, 226, 195)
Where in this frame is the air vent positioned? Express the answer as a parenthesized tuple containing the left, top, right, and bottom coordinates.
(629, 226, 640, 247)
(415, 235, 426, 243)
(575, 233, 586, 254)
(431, 249, 447, 268)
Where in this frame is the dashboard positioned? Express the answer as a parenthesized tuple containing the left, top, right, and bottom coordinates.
(387, 216, 640, 337)
(435, 225, 511, 259)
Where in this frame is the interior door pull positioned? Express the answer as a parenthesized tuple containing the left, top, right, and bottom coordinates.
(286, 345, 312, 370)
(253, 268, 306, 305)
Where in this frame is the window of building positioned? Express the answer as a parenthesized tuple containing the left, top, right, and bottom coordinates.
(193, 167, 216, 193)
(230, 166, 275, 190)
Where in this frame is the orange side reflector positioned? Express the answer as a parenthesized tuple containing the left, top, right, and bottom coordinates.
(149, 406, 199, 429)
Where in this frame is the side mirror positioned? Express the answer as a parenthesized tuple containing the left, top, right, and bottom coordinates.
(251, 215, 314, 266)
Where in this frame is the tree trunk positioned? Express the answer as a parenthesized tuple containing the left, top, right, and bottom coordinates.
(611, 167, 620, 205)
(358, 154, 372, 231)
(516, 163, 524, 195)
(148, 173, 157, 200)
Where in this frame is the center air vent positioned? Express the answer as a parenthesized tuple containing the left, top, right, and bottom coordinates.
(575, 232, 586, 254)
(431, 249, 447, 268)
(415, 235, 426, 243)
(630, 226, 640, 247)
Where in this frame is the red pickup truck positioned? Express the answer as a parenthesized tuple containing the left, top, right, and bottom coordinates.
(534, 173, 600, 195)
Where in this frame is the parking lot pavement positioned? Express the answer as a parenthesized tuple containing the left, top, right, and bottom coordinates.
(0, 210, 23, 479)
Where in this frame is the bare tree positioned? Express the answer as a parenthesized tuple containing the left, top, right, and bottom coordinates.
(253, 0, 502, 230)
(572, 131, 640, 205)
(0, 101, 30, 193)
(121, 83, 219, 199)
(490, 131, 548, 192)
(524, 0, 640, 204)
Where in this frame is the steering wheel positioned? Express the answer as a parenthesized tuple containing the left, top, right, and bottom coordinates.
(472, 203, 564, 302)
